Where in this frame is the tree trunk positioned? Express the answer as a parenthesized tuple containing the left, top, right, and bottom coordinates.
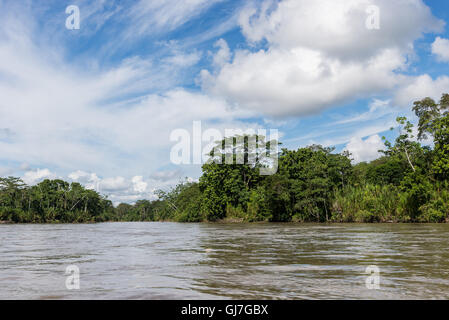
(404, 147, 416, 172)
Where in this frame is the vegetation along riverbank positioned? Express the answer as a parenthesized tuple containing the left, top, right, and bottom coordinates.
(1, 95, 449, 224)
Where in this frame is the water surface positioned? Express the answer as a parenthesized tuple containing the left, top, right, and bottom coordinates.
(1, 223, 449, 299)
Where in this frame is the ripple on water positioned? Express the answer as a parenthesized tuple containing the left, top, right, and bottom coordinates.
(1, 223, 449, 299)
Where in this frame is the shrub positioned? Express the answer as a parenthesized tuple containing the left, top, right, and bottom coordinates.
(331, 184, 400, 222)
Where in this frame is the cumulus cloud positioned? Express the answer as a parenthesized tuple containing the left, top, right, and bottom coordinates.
(104, 170, 196, 204)
(68, 172, 157, 204)
(212, 39, 232, 68)
(345, 134, 385, 163)
(99, 177, 130, 192)
(94, 172, 193, 205)
(202, 46, 404, 116)
(131, 176, 148, 193)
(239, 0, 441, 59)
(201, 0, 443, 117)
(0, 1, 252, 203)
(394, 74, 449, 107)
(0, 5, 254, 179)
(68, 170, 98, 182)
(1, 0, 447, 203)
(15, 167, 186, 204)
(432, 37, 449, 62)
(68, 170, 101, 190)
(22, 169, 56, 185)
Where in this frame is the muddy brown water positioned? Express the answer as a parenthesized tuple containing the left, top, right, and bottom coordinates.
(1, 222, 449, 299)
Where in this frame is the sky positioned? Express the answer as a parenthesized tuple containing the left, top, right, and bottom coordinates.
(0, 0, 449, 204)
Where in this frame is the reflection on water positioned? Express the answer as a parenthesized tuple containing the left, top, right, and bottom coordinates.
(1, 223, 449, 299)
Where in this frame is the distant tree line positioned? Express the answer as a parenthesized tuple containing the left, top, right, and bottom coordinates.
(0, 178, 114, 223)
(1, 94, 448, 223)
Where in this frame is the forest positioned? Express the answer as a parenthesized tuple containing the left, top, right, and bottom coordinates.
(1, 94, 448, 223)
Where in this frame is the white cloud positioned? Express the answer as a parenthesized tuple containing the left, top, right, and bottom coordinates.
(394, 74, 449, 107)
(162, 51, 202, 67)
(14, 167, 196, 204)
(0, 6, 254, 180)
(100, 177, 130, 192)
(432, 37, 449, 62)
(239, 0, 441, 59)
(68, 170, 101, 190)
(202, 0, 443, 117)
(132, 176, 148, 193)
(1, 0, 447, 203)
(68, 170, 97, 181)
(345, 134, 385, 163)
(202, 46, 404, 116)
(22, 169, 56, 185)
(68, 172, 159, 203)
(123, 0, 223, 39)
(212, 39, 231, 68)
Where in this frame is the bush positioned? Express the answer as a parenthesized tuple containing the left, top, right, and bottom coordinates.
(331, 184, 400, 222)
(418, 182, 449, 222)
(0, 207, 28, 223)
(225, 203, 246, 221)
(246, 188, 271, 222)
(398, 171, 433, 221)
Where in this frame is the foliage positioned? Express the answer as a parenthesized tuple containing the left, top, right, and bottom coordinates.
(0, 177, 112, 223)
(2, 94, 449, 224)
(332, 184, 400, 222)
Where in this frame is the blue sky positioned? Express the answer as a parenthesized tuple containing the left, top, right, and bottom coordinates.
(0, 0, 449, 204)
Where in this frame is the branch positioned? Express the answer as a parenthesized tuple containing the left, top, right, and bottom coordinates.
(404, 147, 416, 172)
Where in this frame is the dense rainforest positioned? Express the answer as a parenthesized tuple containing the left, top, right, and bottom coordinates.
(1, 94, 449, 224)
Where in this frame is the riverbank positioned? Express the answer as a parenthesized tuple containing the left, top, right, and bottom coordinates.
(2, 219, 448, 224)
(2, 95, 449, 225)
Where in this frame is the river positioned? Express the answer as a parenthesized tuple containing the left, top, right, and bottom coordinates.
(1, 222, 449, 299)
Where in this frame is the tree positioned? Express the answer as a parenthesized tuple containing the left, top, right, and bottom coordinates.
(277, 146, 351, 222)
(199, 134, 276, 220)
(382, 117, 422, 173)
